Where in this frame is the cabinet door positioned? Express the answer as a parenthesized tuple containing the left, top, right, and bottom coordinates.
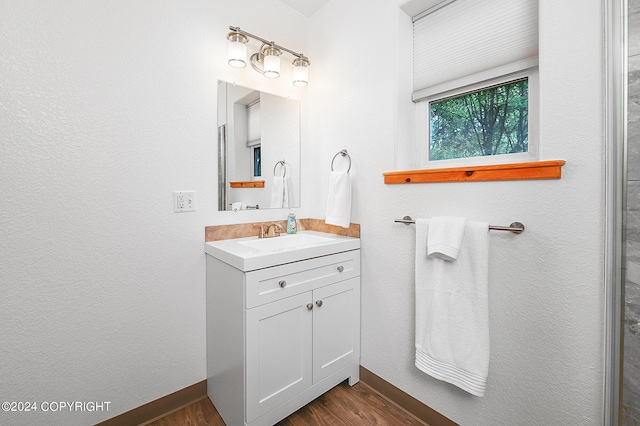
(245, 292, 313, 423)
(312, 277, 360, 383)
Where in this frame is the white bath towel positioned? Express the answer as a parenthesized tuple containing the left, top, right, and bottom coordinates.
(325, 170, 351, 228)
(415, 218, 490, 397)
(269, 175, 289, 208)
(427, 216, 467, 261)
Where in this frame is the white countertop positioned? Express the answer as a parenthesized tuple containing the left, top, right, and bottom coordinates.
(204, 230, 360, 271)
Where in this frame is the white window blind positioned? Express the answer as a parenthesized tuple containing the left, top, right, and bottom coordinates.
(413, 0, 538, 100)
(246, 100, 260, 146)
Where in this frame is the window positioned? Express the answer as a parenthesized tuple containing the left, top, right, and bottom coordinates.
(417, 65, 538, 167)
(430, 78, 528, 161)
(252, 146, 261, 177)
(421, 65, 539, 167)
(412, 0, 538, 167)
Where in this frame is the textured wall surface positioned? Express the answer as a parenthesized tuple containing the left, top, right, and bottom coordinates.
(308, 0, 606, 424)
(0, 1, 308, 425)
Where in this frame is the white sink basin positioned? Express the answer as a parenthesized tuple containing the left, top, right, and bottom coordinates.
(238, 233, 333, 251)
(205, 230, 360, 271)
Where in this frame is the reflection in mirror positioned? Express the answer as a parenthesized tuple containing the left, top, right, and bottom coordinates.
(217, 81, 301, 211)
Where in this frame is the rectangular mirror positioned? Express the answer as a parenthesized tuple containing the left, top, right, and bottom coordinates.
(217, 81, 301, 211)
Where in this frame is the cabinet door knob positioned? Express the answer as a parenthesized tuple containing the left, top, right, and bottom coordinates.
(279, 280, 286, 288)
(315, 300, 323, 307)
(337, 265, 344, 272)
(306, 303, 313, 310)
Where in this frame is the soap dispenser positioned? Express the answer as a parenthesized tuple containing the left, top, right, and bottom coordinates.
(286, 211, 297, 234)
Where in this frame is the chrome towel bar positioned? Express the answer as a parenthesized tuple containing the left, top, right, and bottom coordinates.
(394, 216, 525, 234)
(331, 149, 352, 173)
(273, 160, 286, 177)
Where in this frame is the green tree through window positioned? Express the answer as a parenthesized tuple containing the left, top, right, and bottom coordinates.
(429, 78, 528, 161)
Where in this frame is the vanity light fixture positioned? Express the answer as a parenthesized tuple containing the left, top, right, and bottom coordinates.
(227, 26, 310, 86)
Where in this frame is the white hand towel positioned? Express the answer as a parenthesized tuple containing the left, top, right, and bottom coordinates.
(415, 219, 490, 397)
(325, 170, 351, 228)
(282, 175, 290, 208)
(270, 173, 291, 209)
(270, 176, 284, 208)
(427, 216, 466, 261)
(231, 201, 243, 211)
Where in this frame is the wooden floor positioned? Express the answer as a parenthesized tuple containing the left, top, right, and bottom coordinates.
(146, 380, 426, 426)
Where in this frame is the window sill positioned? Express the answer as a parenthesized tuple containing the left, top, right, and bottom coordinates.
(383, 160, 565, 184)
(229, 180, 265, 188)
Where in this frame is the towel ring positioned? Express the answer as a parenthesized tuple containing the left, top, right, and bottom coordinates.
(331, 149, 351, 173)
(273, 160, 286, 178)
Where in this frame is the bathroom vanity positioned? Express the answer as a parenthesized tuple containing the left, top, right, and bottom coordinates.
(205, 230, 361, 426)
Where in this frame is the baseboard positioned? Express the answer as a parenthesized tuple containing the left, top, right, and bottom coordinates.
(359, 366, 458, 426)
(95, 368, 456, 426)
(95, 380, 207, 426)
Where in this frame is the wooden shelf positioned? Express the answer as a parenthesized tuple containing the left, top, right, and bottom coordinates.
(229, 180, 265, 188)
(383, 160, 565, 184)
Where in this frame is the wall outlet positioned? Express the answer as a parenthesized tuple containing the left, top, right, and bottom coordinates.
(173, 191, 196, 212)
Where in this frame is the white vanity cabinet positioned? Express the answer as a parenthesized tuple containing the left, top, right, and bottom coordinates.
(206, 237, 360, 426)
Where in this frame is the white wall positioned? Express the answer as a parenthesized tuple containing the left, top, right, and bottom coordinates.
(0, 1, 308, 425)
(308, 0, 606, 424)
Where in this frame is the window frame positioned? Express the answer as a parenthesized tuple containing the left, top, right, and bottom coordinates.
(416, 63, 539, 169)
